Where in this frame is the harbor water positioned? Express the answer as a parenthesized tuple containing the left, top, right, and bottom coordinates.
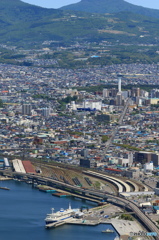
(0, 180, 118, 240)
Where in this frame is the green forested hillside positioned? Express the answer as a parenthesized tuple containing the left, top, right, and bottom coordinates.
(1, 0, 159, 70)
(61, 0, 159, 19)
(0, 0, 159, 48)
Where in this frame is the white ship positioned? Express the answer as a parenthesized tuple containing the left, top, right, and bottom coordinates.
(45, 204, 80, 224)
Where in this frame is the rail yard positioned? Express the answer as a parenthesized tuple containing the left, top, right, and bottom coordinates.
(1, 159, 159, 240)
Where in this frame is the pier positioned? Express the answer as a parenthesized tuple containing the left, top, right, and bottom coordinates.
(45, 203, 152, 240)
(45, 216, 144, 240)
(45, 221, 65, 229)
(37, 185, 102, 203)
(45, 218, 101, 229)
(1, 171, 159, 239)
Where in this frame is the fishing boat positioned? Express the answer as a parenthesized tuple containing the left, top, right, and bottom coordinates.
(102, 228, 114, 233)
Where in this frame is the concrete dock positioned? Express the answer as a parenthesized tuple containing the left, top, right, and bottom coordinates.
(0, 176, 12, 181)
(46, 221, 65, 229)
(67, 219, 100, 226)
(101, 219, 144, 236)
(45, 204, 149, 240)
(45, 217, 101, 229)
(45, 217, 144, 238)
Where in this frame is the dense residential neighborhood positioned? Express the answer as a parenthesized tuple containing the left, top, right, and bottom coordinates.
(2, 1, 159, 239)
(0, 62, 159, 175)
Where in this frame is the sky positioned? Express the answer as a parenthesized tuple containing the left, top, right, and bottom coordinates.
(21, 0, 80, 8)
(21, 0, 159, 10)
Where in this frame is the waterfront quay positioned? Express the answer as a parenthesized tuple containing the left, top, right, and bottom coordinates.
(0, 172, 156, 240)
(45, 204, 145, 240)
(1, 170, 159, 239)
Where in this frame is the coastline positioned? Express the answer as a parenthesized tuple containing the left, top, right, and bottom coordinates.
(0, 177, 147, 240)
(0, 176, 12, 181)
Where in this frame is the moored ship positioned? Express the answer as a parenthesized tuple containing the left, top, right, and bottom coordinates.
(45, 204, 80, 224)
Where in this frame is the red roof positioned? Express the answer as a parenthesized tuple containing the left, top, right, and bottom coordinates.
(72, 135, 81, 138)
(22, 161, 36, 174)
(105, 168, 122, 172)
(54, 141, 68, 144)
(1, 90, 8, 93)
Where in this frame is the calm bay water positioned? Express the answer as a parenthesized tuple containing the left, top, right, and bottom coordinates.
(0, 180, 118, 240)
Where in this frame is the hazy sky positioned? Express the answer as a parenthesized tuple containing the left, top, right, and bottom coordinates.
(21, 0, 159, 10)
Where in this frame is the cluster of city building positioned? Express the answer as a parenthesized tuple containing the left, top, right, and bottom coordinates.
(0, 62, 159, 185)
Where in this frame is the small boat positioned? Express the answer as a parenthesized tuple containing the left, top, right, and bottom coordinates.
(0, 187, 10, 190)
(102, 229, 114, 233)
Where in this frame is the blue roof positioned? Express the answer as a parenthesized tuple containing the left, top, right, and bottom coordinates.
(91, 55, 100, 58)
(154, 206, 159, 210)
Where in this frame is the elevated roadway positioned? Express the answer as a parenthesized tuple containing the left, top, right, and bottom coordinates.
(84, 170, 131, 192)
(125, 180, 139, 192)
(3, 171, 159, 239)
(105, 194, 159, 240)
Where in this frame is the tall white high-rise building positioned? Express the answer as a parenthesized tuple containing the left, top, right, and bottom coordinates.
(118, 77, 121, 92)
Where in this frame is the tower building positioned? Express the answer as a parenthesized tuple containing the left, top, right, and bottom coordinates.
(118, 77, 121, 92)
(22, 104, 32, 115)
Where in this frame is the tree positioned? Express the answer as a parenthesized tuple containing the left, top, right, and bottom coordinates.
(0, 99, 3, 108)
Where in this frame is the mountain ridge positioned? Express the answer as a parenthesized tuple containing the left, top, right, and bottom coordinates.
(0, 0, 59, 22)
(0, 0, 159, 48)
(60, 0, 159, 19)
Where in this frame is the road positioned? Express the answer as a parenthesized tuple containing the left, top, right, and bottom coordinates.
(102, 98, 130, 159)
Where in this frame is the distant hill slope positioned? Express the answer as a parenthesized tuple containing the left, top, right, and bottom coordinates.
(60, 0, 159, 19)
(1, 0, 159, 48)
(0, 0, 61, 22)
